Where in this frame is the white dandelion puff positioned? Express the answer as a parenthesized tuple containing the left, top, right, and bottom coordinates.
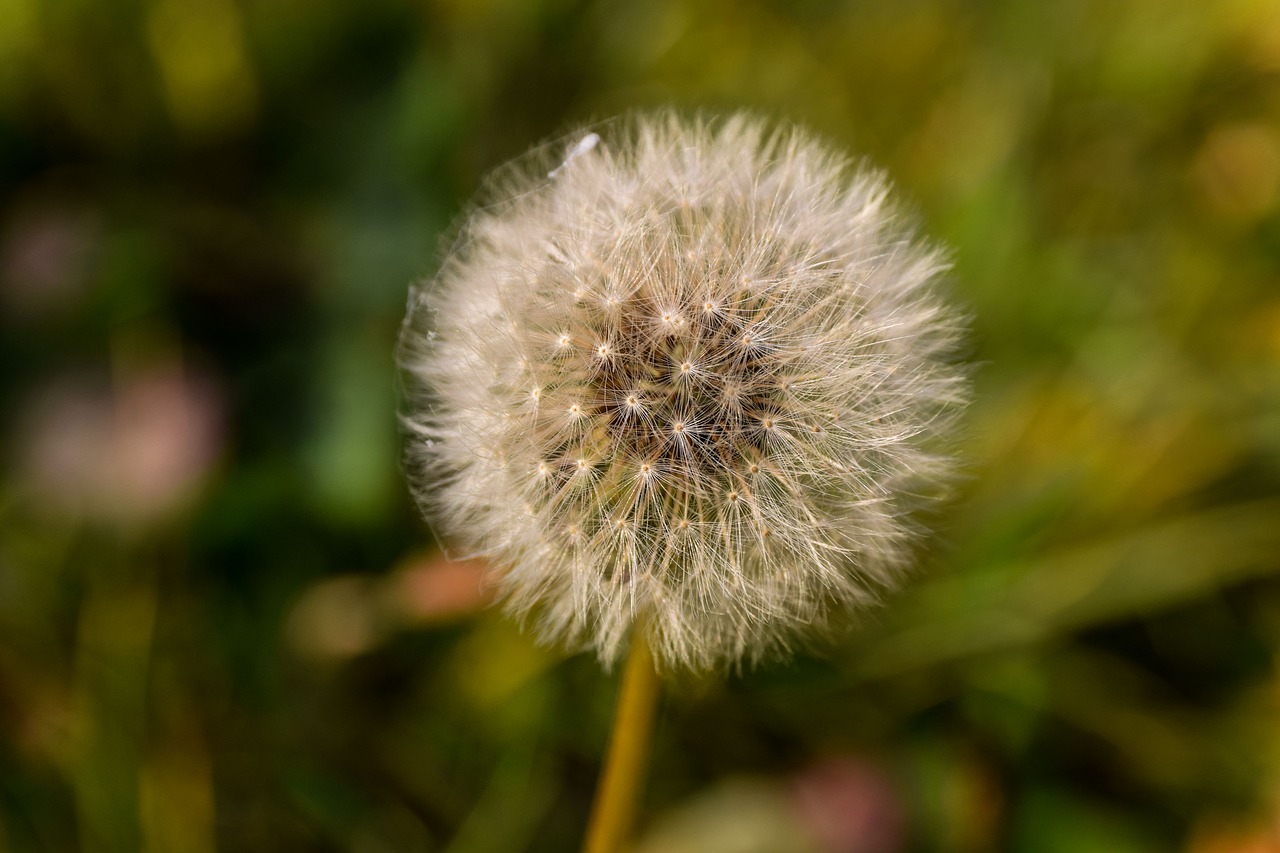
(400, 112, 968, 672)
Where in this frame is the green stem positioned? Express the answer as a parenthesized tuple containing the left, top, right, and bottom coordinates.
(583, 630, 661, 853)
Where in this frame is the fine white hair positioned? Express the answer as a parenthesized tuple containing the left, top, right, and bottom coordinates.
(401, 111, 967, 672)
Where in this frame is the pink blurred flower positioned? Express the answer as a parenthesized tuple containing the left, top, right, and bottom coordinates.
(386, 554, 491, 625)
(21, 364, 224, 524)
(0, 195, 101, 320)
(790, 756, 906, 853)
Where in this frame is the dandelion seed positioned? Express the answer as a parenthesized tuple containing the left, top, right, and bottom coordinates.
(548, 132, 601, 178)
(401, 111, 967, 672)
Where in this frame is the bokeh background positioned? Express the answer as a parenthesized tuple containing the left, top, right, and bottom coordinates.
(3, 0, 1280, 850)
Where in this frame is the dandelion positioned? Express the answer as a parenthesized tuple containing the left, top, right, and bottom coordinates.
(401, 111, 966, 674)
(402, 112, 967, 851)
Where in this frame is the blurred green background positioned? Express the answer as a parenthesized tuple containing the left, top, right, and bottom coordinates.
(3, 0, 1280, 850)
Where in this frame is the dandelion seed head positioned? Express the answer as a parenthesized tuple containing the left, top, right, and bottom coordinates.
(401, 112, 967, 671)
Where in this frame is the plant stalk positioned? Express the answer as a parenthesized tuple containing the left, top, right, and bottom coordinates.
(583, 630, 661, 853)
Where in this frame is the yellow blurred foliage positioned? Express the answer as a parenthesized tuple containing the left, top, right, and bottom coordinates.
(147, 0, 257, 137)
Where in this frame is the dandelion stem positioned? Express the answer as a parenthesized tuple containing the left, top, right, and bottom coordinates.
(584, 630, 661, 853)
